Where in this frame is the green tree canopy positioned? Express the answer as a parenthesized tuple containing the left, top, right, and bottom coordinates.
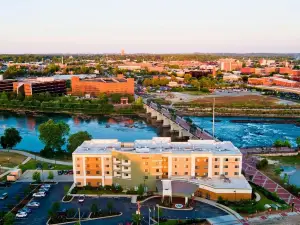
(3, 212, 15, 225)
(0, 127, 22, 149)
(67, 131, 92, 153)
(38, 119, 70, 151)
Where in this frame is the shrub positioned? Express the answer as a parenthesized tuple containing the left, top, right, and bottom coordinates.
(256, 159, 268, 170)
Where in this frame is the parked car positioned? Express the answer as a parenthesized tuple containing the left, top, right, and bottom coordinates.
(0, 193, 8, 200)
(58, 170, 63, 175)
(78, 195, 85, 203)
(41, 184, 51, 189)
(39, 188, 49, 193)
(16, 212, 28, 218)
(33, 192, 46, 197)
(26, 201, 40, 208)
(68, 170, 73, 175)
(63, 170, 69, 175)
(18, 207, 32, 214)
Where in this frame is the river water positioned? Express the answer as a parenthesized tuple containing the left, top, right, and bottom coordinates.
(0, 112, 299, 152)
(189, 116, 300, 148)
(0, 112, 158, 152)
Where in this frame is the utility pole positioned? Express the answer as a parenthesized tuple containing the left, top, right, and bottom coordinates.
(212, 97, 215, 138)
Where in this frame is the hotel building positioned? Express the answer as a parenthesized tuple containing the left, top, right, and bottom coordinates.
(72, 137, 252, 201)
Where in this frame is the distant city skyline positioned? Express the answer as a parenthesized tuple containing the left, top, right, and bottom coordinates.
(1, 0, 299, 54)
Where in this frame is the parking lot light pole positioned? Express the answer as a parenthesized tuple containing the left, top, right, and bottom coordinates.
(78, 207, 81, 225)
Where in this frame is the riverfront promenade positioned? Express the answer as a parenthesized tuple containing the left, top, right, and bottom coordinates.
(242, 155, 300, 211)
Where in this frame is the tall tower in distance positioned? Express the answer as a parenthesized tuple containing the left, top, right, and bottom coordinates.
(121, 49, 125, 56)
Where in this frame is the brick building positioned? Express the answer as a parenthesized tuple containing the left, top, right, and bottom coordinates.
(13, 77, 66, 96)
(71, 75, 134, 96)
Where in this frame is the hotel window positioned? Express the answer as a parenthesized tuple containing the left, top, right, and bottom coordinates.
(234, 172, 239, 176)
(214, 165, 219, 168)
(77, 158, 80, 161)
(144, 169, 148, 173)
(156, 176, 160, 179)
(184, 172, 188, 175)
(96, 158, 98, 161)
(124, 160, 129, 163)
(214, 172, 219, 175)
(76, 164, 80, 167)
(174, 172, 178, 175)
(96, 171, 100, 174)
(185, 165, 188, 168)
(76, 182, 81, 185)
(225, 158, 229, 162)
(224, 172, 228, 175)
(86, 171, 90, 174)
(235, 158, 240, 162)
(86, 164, 90, 168)
(235, 165, 239, 168)
(195, 173, 199, 176)
(224, 165, 228, 168)
(186, 158, 189, 161)
(106, 158, 110, 161)
(205, 159, 208, 162)
(96, 165, 99, 168)
(156, 169, 160, 172)
(144, 176, 148, 180)
(76, 171, 80, 175)
(204, 166, 208, 169)
(195, 166, 199, 169)
(175, 165, 177, 168)
(87, 182, 91, 186)
(125, 173, 129, 177)
(106, 171, 110, 175)
(106, 165, 110, 168)
(164, 172, 168, 176)
(215, 158, 219, 161)
(203, 173, 208, 176)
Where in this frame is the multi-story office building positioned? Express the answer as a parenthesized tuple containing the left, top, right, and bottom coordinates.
(13, 77, 66, 96)
(72, 137, 252, 201)
(71, 74, 134, 96)
(0, 79, 17, 92)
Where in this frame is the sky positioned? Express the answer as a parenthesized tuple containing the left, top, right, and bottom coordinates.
(0, 0, 299, 54)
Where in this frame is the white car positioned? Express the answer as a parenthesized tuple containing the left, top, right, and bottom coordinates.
(78, 195, 85, 203)
(27, 201, 40, 207)
(33, 192, 46, 197)
(16, 212, 28, 218)
(41, 184, 51, 189)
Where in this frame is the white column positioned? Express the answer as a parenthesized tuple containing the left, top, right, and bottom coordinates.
(168, 156, 172, 178)
(101, 156, 105, 186)
(72, 154, 77, 183)
(83, 156, 86, 186)
(208, 155, 212, 177)
(219, 156, 223, 175)
(191, 155, 195, 177)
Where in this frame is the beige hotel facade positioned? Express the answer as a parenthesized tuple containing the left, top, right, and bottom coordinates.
(72, 137, 252, 201)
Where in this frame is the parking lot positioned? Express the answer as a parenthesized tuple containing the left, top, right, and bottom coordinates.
(2, 181, 228, 225)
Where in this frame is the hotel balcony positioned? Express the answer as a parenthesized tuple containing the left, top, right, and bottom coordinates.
(114, 171, 121, 177)
(113, 165, 121, 171)
(121, 159, 131, 166)
(113, 158, 121, 164)
(121, 172, 131, 179)
(122, 166, 131, 172)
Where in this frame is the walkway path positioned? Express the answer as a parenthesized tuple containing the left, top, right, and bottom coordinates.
(0, 149, 72, 166)
(242, 155, 300, 211)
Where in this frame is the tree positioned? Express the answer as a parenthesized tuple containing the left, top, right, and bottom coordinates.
(48, 171, 54, 180)
(0, 128, 22, 149)
(137, 184, 144, 196)
(107, 201, 113, 214)
(64, 185, 70, 195)
(51, 202, 61, 213)
(67, 131, 92, 153)
(131, 213, 142, 225)
(38, 119, 70, 151)
(273, 139, 291, 148)
(91, 203, 98, 215)
(32, 171, 41, 182)
(3, 212, 15, 225)
(184, 74, 192, 83)
(296, 137, 300, 148)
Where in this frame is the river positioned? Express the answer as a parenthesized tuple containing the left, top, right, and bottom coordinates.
(0, 112, 158, 152)
(189, 116, 300, 148)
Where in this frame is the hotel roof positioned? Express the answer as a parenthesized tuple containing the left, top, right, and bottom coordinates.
(73, 137, 242, 156)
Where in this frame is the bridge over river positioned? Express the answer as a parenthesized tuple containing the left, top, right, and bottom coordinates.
(143, 99, 215, 140)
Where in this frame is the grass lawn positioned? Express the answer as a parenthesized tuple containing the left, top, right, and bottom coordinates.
(182, 91, 208, 96)
(0, 151, 27, 168)
(76, 189, 125, 195)
(255, 190, 278, 210)
(18, 159, 73, 172)
(266, 154, 300, 166)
